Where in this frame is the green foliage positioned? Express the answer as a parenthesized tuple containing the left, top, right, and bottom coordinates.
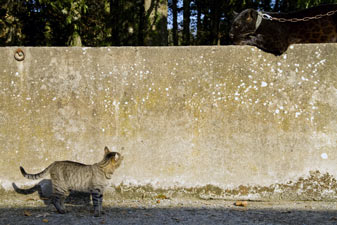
(1, 0, 337, 46)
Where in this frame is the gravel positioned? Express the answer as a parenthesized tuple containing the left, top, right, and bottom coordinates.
(0, 194, 336, 225)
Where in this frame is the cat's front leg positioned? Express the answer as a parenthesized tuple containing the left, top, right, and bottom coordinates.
(91, 188, 104, 217)
(252, 34, 287, 55)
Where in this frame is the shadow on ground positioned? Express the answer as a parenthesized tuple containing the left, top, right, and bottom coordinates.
(12, 180, 91, 206)
(8, 182, 337, 224)
(0, 205, 336, 225)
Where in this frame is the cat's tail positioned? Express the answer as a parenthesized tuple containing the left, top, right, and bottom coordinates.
(20, 163, 53, 180)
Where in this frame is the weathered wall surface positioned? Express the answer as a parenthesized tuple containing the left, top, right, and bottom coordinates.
(0, 45, 336, 200)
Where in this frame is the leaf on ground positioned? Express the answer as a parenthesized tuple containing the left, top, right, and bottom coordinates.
(234, 201, 248, 207)
(42, 218, 49, 223)
(156, 194, 169, 199)
(24, 210, 32, 216)
(173, 217, 180, 222)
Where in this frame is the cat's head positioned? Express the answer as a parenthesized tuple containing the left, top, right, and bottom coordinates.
(100, 146, 123, 179)
(229, 9, 259, 44)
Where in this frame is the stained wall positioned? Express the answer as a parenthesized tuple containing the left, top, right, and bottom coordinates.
(1, 46, 336, 200)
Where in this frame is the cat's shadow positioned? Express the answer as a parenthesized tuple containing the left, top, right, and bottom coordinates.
(12, 180, 91, 206)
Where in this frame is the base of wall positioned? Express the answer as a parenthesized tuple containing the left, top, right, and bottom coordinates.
(7, 170, 336, 201)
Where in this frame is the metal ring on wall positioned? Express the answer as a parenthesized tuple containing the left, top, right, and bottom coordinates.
(14, 48, 25, 61)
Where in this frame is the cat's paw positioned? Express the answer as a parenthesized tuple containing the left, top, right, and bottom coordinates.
(57, 209, 66, 214)
(94, 211, 101, 217)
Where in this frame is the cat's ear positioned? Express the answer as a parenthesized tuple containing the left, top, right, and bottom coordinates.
(246, 9, 257, 22)
(104, 146, 110, 155)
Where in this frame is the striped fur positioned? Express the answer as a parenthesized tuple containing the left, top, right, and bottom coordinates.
(20, 163, 54, 180)
(19, 146, 123, 217)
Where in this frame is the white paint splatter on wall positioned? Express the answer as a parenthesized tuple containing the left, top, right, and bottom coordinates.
(321, 153, 328, 159)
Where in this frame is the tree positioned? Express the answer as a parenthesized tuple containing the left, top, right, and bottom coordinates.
(182, 0, 190, 45)
(144, 0, 168, 45)
(2, 0, 337, 46)
(0, 0, 25, 45)
(172, 0, 178, 45)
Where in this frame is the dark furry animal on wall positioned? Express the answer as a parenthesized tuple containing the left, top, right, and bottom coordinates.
(229, 4, 337, 55)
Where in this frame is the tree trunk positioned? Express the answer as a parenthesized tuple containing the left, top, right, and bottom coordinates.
(172, 0, 178, 45)
(209, 1, 221, 45)
(196, 0, 202, 44)
(68, 30, 82, 46)
(144, 0, 168, 45)
(263, 0, 271, 11)
(138, 0, 145, 45)
(183, 0, 190, 45)
(67, 0, 83, 46)
(274, 0, 280, 11)
(110, 0, 120, 45)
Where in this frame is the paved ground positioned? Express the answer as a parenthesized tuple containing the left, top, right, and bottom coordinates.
(0, 194, 336, 225)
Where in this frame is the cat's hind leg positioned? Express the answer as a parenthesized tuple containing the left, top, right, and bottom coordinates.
(52, 194, 67, 214)
(51, 185, 69, 214)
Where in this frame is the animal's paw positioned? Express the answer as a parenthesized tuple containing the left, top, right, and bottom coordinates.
(94, 210, 101, 217)
(57, 209, 66, 214)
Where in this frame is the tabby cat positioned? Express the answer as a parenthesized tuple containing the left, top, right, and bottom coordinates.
(19, 146, 123, 217)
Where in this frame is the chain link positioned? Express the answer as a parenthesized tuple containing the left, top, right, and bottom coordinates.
(262, 9, 337, 22)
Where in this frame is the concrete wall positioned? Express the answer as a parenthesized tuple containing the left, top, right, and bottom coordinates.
(1, 45, 336, 200)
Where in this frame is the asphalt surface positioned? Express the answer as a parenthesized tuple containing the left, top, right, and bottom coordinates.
(0, 194, 336, 225)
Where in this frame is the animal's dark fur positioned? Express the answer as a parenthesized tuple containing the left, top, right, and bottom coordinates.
(230, 4, 337, 55)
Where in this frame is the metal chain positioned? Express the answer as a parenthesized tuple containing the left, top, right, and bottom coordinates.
(262, 9, 337, 22)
